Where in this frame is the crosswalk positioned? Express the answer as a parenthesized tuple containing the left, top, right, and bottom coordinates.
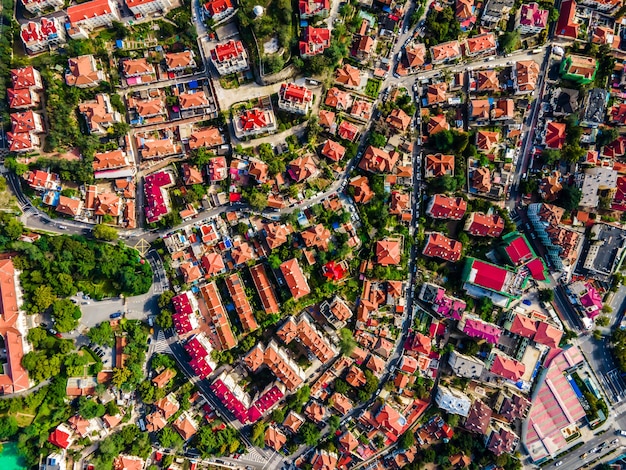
(152, 331, 171, 354)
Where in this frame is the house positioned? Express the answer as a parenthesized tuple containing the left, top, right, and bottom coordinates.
(67, 0, 120, 31)
(165, 50, 196, 71)
(539, 171, 563, 201)
(492, 98, 514, 121)
(580, 88, 608, 128)
(335, 63, 361, 89)
(25, 169, 59, 191)
(386, 108, 411, 131)
(456, 0, 474, 20)
(247, 159, 268, 184)
(173, 413, 198, 440)
(350, 176, 374, 204)
(301, 224, 331, 251)
(359, 146, 399, 173)
(200, 282, 238, 350)
(476, 130, 499, 153)
(56, 196, 82, 217)
(319, 110, 335, 129)
(517, 2, 548, 34)
(235, 107, 277, 137)
(122, 58, 155, 83)
(265, 426, 287, 451)
(390, 191, 411, 222)
(299, 0, 329, 17)
(188, 127, 224, 149)
(376, 238, 401, 266)
(283, 411, 305, 433)
(337, 121, 358, 141)
(427, 114, 450, 135)
(210, 40, 249, 76)
(8, 111, 44, 153)
(426, 82, 447, 106)
(490, 353, 525, 381)
(325, 87, 352, 110)
(278, 82, 313, 114)
(225, 273, 258, 332)
(299, 26, 330, 57)
(514, 60, 539, 94)
(435, 385, 471, 417)
(65, 55, 104, 88)
(203, 0, 234, 20)
(356, 35, 375, 61)
(481, 0, 514, 26)
(22, 0, 63, 14)
(350, 99, 372, 121)
(20, 18, 66, 53)
(250, 264, 280, 314)
(464, 399, 492, 435)
(560, 54, 597, 84)
(208, 157, 227, 182)
(93, 150, 129, 172)
(78, 94, 121, 135)
(125, 0, 172, 16)
(423, 232, 463, 262)
(320, 139, 345, 162)
(426, 194, 467, 220)
(179, 91, 209, 110)
(94, 192, 121, 218)
(474, 70, 500, 93)
(555, 0, 579, 40)
(280, 258, 310, 300)
(144, 170, 174, 223)
(140, 138, 178, 159)
(405, 43, 426, 69)
(288, 155, 318, 182)
(8, 67, 42, 110)
(469, 99, 491, 122)
(425, 153, 454, 178)
(464, 212, 504, 237)
(311, 450, 338, 470)
(7, 130, 39, 153)
(152, 368, 176, 388)
(471, 167, 491, 193)
(461, 258, 520, 308)
(465, 33, 497, 57)
(430, 40, 462, 64)
(277, 314, 336, 363)
(128, 96, 166, 119)
(544, 121, 566, 149)
(448, 351, 484, 379)
(48, 425, 73, 449)
(487, 425, 519, 456)
(244, 341, 305, 391)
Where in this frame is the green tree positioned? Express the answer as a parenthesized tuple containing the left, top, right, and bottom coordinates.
(159, 427, 184, 449)
(87, 322, 115, 347)
(432, 130, 454, 152)
(158, 291, 175, 309)
(338, 328, 357, 356)
(156, 308, 173, 329)
(51, 298, 81, 332)
(0, 416, 18, 439)
(499, 31, 520, 53)
(328, 415, 341, 434)
(93, 224, 118, 241)
(596, 316, 610, 327)
(368, 132, 387, 148)
(556, 185, 582, 211)
(399, 431, 415, 449)
(78, 396, 106, 419)
(298, 422, 320, 446)
(538, 290, 554, 302)
(31, 285, 56, 313)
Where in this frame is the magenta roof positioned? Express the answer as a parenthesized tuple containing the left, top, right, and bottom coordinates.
(504, 236, 533, 265)
(210, 379, 249, 423)
(463, 318, 502, 344)
(519, 2, 548, 29)
(526, 258, 547, 281)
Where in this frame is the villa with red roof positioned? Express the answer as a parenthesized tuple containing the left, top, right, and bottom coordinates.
(465, 33, 497, 57)
(462, 257, 523, 308)
(425, 154, 454, 178)
(376, 238, 401, 266)
(490, 354, 526, 381)
(423, 232, 463, 262)
(203, 0, 234, 19)
(464, 212, 504, 238)
(508, 313, 537, 338)
(500, 233, 534, 266)
(426, 194, 467, 220)
(337, 120, 358, 141)
(67, 0, 120, 31)
(165, 51, 196, 71)
(280, 259, 311, 300)
(234, 107, 277, 138)
(359, 146, 399, 173)
(299, 0, 329, 17)
(459, 314, 502, 344)
(8, 111, 44, 153)
(278, 83, 313, 114)
(517, 2, 548, 34)
(210, 40, 249, 76)
(8, 67, 42, 110)
(533, 322, 563, 349)
(555, 0, 579, 40)
(299, 26, 330, 57)
(48, 424, 73, 449)
(144, 170, 174, 223)
(20, 18, 66, 53)
(430, 40, 462, 64)
(320, 139, 345, 162)
(543, 121, 566, 149)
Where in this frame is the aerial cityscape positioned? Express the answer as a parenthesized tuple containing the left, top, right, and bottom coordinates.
(1, 0, 626, 467)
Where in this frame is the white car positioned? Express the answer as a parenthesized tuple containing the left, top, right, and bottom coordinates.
(554, 462, 563, 467)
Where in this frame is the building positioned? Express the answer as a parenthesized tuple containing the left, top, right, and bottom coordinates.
(299, 26, 330, 57)
(464, 399, 492, 434)
(65, 55, 104, 88)
(464, 212, 504, 237)
(0, 259, 31, 394)
(481, 0, 514, 26)
(386, 108, 411, 132)
(555, 0, 579, 40)
(465, 33, 497, 57)
(200, 282, 237, 350)
(426, 194, 467, 220)
(349, 176, 374, 204)
(165, 50, 196, 71)
(40, 453, 66, 470)
(188, 127, 224, 149)
(405, 43, 426, 70)
(543, 121, 566, 149)
(113, 456, 144, 470)
(179, 91, 209, 110)
(560, 54, 597, 84)
(203, 0, 234, 19)
(244, 342, 305, 392)
(144, 171, 173, 223)
(20, 18, 66, 53)
(22, 0, 64, 14)
(250, 264, 280, 314)
(475, 130, 499, 153)
(338, 121, 358, 141)
(299, 0, 329, 17)
(359, 146, 399, 173)
(580, 88, 608, 128)
(423, 232, 463, 262)
(325, 87, 352, 110)
(336, 63, 361, 88)
(225, 273, 258, 332)
(210, 40, 249, 76)
(427, 114, 450, 135)
(8, 110, 44, 153)
(527, 203, 580, 270)
(320, 139, 345, 162)
(125, 0, 172, 16)
(122, 58, 155, 83)
(288, 155, 318, 182)
(426, 82, 447, 106)
(490, 353, 526, 381)
(276, 313, 337, 364)
(235, 107, 277, 137)
(515, 60, 539, 94)
(311, 450, 338, 470)
(280, 259, 310, 300)
(462, 258, 524, 308)
(278, 82, 313, 114)
(67, 0, 120, 31)
(459, 314, 503, 344)
(376, 239, 401, 266)
(581, 223, 626, 280)
(8, 67, 42, 110)
(435, 385, 471, 417)
(425, 153, 454, 178)
(538, 171, 563, 202)
(78, 94, 121, 135)
(487, 424, 519, 456)
(517, 2, 548, 34)
(448, 351, 484, 379)
(92, 150, 129, 173)
(24, 169, 59, 191)
(430, 40, 462, 64)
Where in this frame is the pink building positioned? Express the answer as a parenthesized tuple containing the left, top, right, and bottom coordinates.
(518, 3, 548, 34)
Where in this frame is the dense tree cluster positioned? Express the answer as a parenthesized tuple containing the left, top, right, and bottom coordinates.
(424, 6, 460, 46)
(194, 425, 241, 457)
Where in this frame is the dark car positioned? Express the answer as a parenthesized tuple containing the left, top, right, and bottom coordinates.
(110, 311, 123, 319)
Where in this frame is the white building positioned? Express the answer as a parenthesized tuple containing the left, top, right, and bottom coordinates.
(20, 17, 66, 53)
(277, 82, 313, 115)
(435, 385, 472, 417)
(125, 0, 172, 16)
(448, 351, 485, 379)
(40, 453, 66, 470)
(67, 0, 120, 32)
(21, 0, 64, 15)
(210, 40, 249, 76)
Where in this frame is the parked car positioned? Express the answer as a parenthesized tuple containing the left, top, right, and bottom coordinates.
(110, 311, 123, 319)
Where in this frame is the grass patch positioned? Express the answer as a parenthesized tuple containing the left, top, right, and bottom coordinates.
(77, 278, 116, 300)
(13, 412, 36, 427)
(219, 74, 240, 89)
(365, 78, 382, 98)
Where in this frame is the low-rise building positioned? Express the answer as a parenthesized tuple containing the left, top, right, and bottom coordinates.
(210, 40, 249, 76)
(203, 0, 233, 20)
(465, 33, 497, 57)
(423, 232, 463, 262)
(78, 94, 121, 135)
(435, 385, 471, 417)
(67, 0, 120, 32)
(125, 0, 172, 16)
(430, 40, 462, 64)
(235, 107, 277, 137)
(20, 18, 66, 53)
(278, 82, 313, 114)
(65, 55, 104, 88)
(517, 2, 548, 34)
(165, 50, 196, 72)
(299, 26, 330, 57)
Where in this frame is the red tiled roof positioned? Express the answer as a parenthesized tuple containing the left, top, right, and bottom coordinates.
(465, 212, 504, 237)
(376, 239, 401, 266)
(423, 232, 463, 262)
(280, 258, 310, 300)
(491, 355, 525, 381)
(556, 0, 579, 39)
(510, 314, 537, 338)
